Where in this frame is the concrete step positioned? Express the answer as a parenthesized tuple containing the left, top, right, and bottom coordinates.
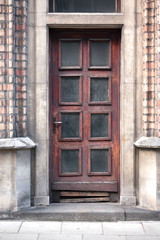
(1, 203, 160, 222)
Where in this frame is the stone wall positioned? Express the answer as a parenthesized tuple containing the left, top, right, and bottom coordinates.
(0, 0, 28, 138)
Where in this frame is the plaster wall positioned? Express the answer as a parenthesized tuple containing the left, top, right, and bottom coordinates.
(28, 0, 143, 205)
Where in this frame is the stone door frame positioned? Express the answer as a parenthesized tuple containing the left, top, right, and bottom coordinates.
(28, 0, 142, 206)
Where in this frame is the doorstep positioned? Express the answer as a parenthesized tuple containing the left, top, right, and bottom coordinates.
(0, 203, 160, 222)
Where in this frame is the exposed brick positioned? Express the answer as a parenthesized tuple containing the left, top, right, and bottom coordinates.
(0, 0, 28, 138)
(142, 0, 159, 136)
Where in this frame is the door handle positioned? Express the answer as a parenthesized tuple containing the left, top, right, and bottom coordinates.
(54, 121, 62, 124)
(53, 117, 62, 133)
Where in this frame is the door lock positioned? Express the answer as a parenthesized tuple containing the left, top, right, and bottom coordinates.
(53, 117, 62, 133)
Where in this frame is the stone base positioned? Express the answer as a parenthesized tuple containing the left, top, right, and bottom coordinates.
(34, 196, 50, 206)
(135, 137, 160, 210)
(120, 195, 136, 206)
(0, 138, 36, 212)
(138, 149, 160, 210)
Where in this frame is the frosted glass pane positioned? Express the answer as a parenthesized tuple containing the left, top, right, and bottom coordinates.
(91, 149, 108, 172)
(61, 41, 80, 67)
(55, 0, 115, 13)
(61, 149, 79, 173)
(61, 77, 79, 103)
(90, 41, 109, 66)
(91, 113, 108, 137)
(91, 78, 109, 102)
(61, 113, 79, 138)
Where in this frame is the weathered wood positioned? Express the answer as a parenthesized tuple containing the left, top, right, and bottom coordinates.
(61, 191, 109, 197)
(49, 30, 120, 196)
(60, 197, 109, 203)
(52, 181, 118, 192)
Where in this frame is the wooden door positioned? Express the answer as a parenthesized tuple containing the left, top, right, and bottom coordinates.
(49, 30, 120, 200)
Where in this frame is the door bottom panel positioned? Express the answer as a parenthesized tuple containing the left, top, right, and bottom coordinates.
(52, 181, 117, 192)
(51, 190, 118, 203)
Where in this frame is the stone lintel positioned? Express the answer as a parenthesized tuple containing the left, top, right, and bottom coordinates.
(0, 137, 36, 150)
(135, 137, 160, 149)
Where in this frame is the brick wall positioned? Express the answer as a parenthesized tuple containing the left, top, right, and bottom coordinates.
(0, 0, 27, 138)
(0, 0, 160, 139)
(142, 0, 160, 137)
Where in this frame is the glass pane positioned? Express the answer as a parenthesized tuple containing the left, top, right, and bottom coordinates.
(61, 149, 79, 173)
(91, 149, 109, 172)
(90, 41, 109, 67)
(55, 0, 115, 13)
(61, 40, 80, 67)
(61, 113, 80, 138)
(91, 78, 109, 102)
(61, 76, 79, 103)
(91, 113, 108, 138)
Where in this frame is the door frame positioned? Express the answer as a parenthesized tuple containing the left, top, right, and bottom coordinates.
(29, 0, 140, 207)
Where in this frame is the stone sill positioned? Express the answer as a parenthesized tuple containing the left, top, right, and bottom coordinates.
(135, 137, 160, 149)
(0, 137, 36, 150)
(47, 13, 124, 16)
(46, 13, 124, 28)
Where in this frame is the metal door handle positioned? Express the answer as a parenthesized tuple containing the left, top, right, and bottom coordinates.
(53, 117, 62, 133)
(54, 121, 62, 124)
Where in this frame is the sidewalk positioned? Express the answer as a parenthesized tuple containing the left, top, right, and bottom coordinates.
(0, 221, 160, 240)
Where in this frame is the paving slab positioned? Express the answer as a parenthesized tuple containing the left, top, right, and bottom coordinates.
(0, 234, 38, 240)
(62, 222, 102, 235)
(142, 222, 160, 235)
(19, 221, 61, 234)
(126, 237, 160, 240)
(38, 234, 82, 240)
(0, 221, 22, 233)
(83, 236, 126, 240)
(103, 222, 145, 236)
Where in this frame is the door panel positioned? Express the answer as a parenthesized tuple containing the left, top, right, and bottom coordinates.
(49, 30, 120, 194)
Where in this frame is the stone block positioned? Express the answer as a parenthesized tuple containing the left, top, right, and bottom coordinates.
(34, 196, 50, 206)
(0, 234, 38, 240)
(84, 237, 125, 240)
(143, 222, 160, 235)
(0, 151, 16, 166)
(0, 165, 16, 181)
(135, 142, 160, 210)
(139, 179, 156, 209)
(17, 179, 30, 208)
(39, 234, 82, 240)
(62, 222, 102, 235)
(17, 150, 30, 179)
(0, 138, 35, 212)
(19, 221, 61, 234)
(0, 196, 17, 212)
(103, 222, 145, 236)
(0, 221, 22, 233)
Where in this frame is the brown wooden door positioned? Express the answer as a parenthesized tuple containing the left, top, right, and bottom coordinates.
(49, 30, 120, 197)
